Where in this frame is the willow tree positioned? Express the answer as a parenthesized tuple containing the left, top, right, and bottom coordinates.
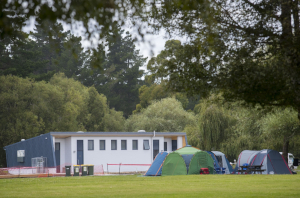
(196, 101, 236, 152)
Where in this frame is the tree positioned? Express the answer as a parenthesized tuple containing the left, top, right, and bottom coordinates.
(0, 13, 48, 78)
(144, 1, 300, 162)
(54, 35, 88, 79)
(30, 18, 69, 81)
(125, 98, 196, 132)
(84, 86, 109, 131)
(133, 82, 192, 114)
(0, 75, 45, 167)
(103, 109, 125, 132)
(0, 17, 86, 80)
(96, 26, 147, 118)
(260, 108, 300, 158)
(195, 99, 236, 152)
(147, 39, 213, 98)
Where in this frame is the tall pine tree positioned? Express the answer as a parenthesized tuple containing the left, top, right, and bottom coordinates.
(30, 18, 68, 81)
(98, 26, 147, 118)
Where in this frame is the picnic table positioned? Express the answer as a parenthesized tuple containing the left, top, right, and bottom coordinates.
(238, 165, 265, 174)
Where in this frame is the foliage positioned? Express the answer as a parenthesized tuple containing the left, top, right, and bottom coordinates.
(0, 18, 87, 82)
(134, 82, 189, 113)
(0, 31, 47, 78)
(147, 40, 212, 98)
(103, 109, 125, 132)
(260, 108, 300, 155)
(220, 104, 267, 161)
(184, 124, 201, 149)
(0, 74, 125, 166)
(195, 98, 236, 152)
(125, 98, 196, 132)
(188, 94, 268, 161)
(145, 0, 300, 160)
(90, 26, 146, 118)
(0, 1, 145, 40)
(0, 75, 44, 166)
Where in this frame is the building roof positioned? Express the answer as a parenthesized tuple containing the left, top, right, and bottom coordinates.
(50, 131, 186, 138)
(3, 132, 187, 149)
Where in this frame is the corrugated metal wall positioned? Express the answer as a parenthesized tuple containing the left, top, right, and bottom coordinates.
(4, 133, 56, 167)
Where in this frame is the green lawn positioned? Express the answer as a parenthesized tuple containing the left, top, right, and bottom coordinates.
(0, 174, 299, 198)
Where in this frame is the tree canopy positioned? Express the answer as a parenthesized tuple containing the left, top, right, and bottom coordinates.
(125, 98, 196, 132)
(145, 1, 300, 161)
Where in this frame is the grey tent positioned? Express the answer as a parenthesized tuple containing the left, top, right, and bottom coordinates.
(212, 151, 233, 174)
(235, 149, 292, 174)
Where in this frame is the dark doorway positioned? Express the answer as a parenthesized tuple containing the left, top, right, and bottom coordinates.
(55, 142, 60, 173)
(164, 142, 167, 151)
(172, 140, 177, 151)
(153, 140, 159, 159)
(77, 140, 84, 165)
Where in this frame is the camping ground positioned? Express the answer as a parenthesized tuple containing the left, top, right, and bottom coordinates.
(0, 174, 299, 197)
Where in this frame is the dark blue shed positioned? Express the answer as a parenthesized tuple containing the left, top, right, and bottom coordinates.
(3, 133, 56, 168)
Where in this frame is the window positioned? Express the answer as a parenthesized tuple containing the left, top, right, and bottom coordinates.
(164, 142, 167, 151)
(132, 140, 138, 150)
(88, 140, 94, 150)
(111, 140, 117, 150)
(121, 140, 127, 150)
(100, 140, 105, 150)
(143, 140, 150, 150)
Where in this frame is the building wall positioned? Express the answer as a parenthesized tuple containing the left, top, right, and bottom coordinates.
(56, 135, 177, 173)
(177, 136, 183, 148)
(4, 133, 55, 168)
(164, 138, 173, 151)
(65, 137, 72, 166)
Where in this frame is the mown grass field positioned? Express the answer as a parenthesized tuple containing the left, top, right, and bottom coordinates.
(0, 174, 299, 198)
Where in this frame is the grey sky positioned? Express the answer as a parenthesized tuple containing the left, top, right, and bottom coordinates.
(22, 17, 187, 69)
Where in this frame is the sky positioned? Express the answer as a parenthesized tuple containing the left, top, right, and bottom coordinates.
(22, 17, 187, 69)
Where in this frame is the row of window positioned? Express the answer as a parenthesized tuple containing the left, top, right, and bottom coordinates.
(87, 140, 150, 151)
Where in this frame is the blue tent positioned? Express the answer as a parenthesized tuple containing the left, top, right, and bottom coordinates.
(144, 152, 168, 176)
(212, 151, 234, 174)
(205, 151, 221, 172)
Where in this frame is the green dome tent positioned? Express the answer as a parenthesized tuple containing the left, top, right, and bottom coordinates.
(188, 151, 215, 174)
(161, 146, 215, 176)
(161, 152, 187, 175)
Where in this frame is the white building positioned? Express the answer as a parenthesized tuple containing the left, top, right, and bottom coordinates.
(5, 131, 187, 173)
